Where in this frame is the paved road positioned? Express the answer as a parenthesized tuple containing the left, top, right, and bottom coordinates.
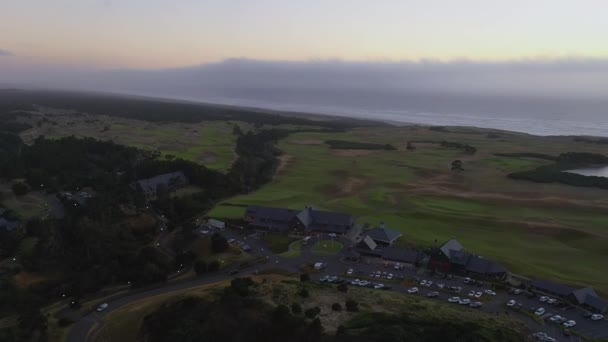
(65, 229, 607, 342)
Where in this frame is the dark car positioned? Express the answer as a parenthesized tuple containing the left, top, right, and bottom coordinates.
(583, 312, 593, 318)
(427, 291, 440, 298)
(228, 270, 239, 276)
(447, 274, 453, 280)
(525, 291, 536, 298)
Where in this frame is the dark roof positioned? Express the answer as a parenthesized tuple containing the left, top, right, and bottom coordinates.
(382, 248, 419, 264)
(0, 208, 6, 216)
(246, 206, 300, 232)
(531, 279, 576, 296)
(583, 294, 608, 311)
(440, 238, 463, 259)
(296, 207, 313, 227)
(136, 171, 187, 193)
(360, 236, 378, 251)
(465, 256, 507, 275)
(344, 249, 361, 259)
(302, 209, 353, 234)
(449, 250, 471, 266)
(572, 287, 599, 304)
(366, 228, 402, 243)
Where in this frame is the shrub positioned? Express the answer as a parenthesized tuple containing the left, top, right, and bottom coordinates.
(298, 288, 310, 298)
(337, 284, 348, 293)
(300, 273, 311, 282)
(193, 259, 207, 275)
(11, 182, 29, 196)
(345, 300, 359, 312)
(304, 306, 321, 319)
(331, 303, 342, 311)
(291, 303, 302, 314)
(207, 260, 220, 272)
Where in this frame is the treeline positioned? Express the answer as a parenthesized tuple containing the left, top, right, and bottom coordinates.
(228, 129, 290, 193)
(574, 137, 608, 145)
(494, 153, 557, 161)
(440, 141, 477, 154)
(0, 89, 382, 129)
(325, 140, 396, 150)
(508, 152, 608, 189)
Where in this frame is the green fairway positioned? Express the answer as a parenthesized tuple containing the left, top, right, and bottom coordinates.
(209, 126, 608, 295)
(280, 241, 303, 258)
(311, 240, 343, 255)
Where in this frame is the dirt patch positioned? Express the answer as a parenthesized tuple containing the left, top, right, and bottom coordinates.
(331, 176, 369, 196)
(200, 151, 218, 164)
(274, 154, 294, 179)
(291, 139, 323, 145)
(331, 149, 377, 157)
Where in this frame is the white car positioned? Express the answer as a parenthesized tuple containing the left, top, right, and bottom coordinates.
(374, 283, 384, 289)
(546, 298, 557, 304)
(347, 268, 353, 275)
(535, 308, 546, 316)
(437, 283, 445, 289)
(563, 320, 576, 328)
(549, 315, 562, 322)
(513, 289, 522, 295)
(539, 296, 549, 302)
(506, 300, 516, 307)
(387, 273, 394, 280)
(459, 298, 471, 305)
(425, 281, 433, 287)
(464, 277, 471, 284)
(394, 263, 401, 270)
(468, 291, 476, 297)
(408, 287, 419, 294)
(96, 303, 108, 312)
(591, 314, 604, 321)
(328, 233, 337, 237)
(351, 279, 360, 285)
(474, 292, 482, 298)
(320, 275, 329, 282)
(359, 280, 369, 286)
(484, 290, 496, 296)
(448, 297, 460, 303)
(420, 280, 427, 286)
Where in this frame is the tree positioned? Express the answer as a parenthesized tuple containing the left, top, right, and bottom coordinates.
(193, 259, 207, 275)
(291, 303, 302, 314)
(300, 273, 311, 282)
(304, 307, 321, 319)
(207, 259, 220, 272)
(298, 288, 309, 298)
(211, 233, 229, 253)
(331, 303, 342, 311)
(451, 160, 464, 171)
(11, 182, 29, 196)
(337, 283, 348, 293)
(345, 300, 359, 312)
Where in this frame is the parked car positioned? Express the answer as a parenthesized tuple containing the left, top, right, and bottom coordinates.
(96, 303, 108, 312)
(387, 273, 394, 280)
(407, 287, 419, 294)
(484, 290, 496, 296)
(394, 263, 401, 270)
(448, 297, 460, 303)
(427, 291, 439, 298)
(426, 281, 433, 287)
(507, 300, 516, 307)
(447, 274, 453, 280)
(468, 290, 476, 297)
(350, 279, 360, 285)
(525, 291, 536, 298)
(474, 292, 482, 298)
(476, 281, 484, 288)
(546, 298, 557, 305)
(535, 308, 546, 316)
(513, 289, 522, 295)
(549, 315, 563, 322)
(374, 284, 384, 289)
(539, 296, 549, 302)
(591, 314, 604, 321)
(563, 320, 576, 328)
(320, 275, 329, 282)
(359, 280, 369, 286)
(227, 238, 236, 243)
(464, 277, 471, 284)
(470, 301, 482, 308)
(420, 280, 427, 286)
(459, 298, 471, 305)
(347, 268, 353, 275)
(436, 283, 445, 289)
(241, 244, 252, 251)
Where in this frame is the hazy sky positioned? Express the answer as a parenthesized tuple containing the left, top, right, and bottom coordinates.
(1, 0, 608, 68)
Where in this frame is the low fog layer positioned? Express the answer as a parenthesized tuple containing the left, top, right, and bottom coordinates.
(2, 58, 608, 135)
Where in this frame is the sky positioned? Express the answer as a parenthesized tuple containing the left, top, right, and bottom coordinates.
(1, 0, 608, 68)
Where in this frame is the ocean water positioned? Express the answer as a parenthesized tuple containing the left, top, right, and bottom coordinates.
(162, 88, 608, 137)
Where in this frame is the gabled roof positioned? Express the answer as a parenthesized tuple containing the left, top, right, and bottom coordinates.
(296, 207, 313, 227)
(366, 228, 402, 243)
(360, 235, 378, 251)
(572, 287, 599, 305)
(531, 279, 576, 296)
(245, 206, 300, 232)
(465, 256, 507, 275)
(440, 238, 463, 259)
(382, 248, 419, 263)
(583, 294, 608, 311)
(136, 171, 187, 193)
(449, 250, 471, 266)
